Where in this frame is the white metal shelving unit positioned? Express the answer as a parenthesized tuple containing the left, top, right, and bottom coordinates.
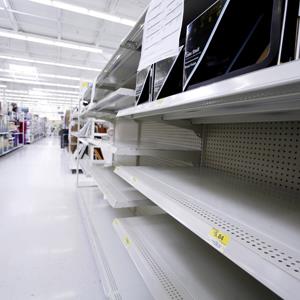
(79, 159, 151, 208)
(77, 188, 153, 300)
(74, 3, 300, 299)
(113, 214, 281, 300)
(114, 166, 300, 300)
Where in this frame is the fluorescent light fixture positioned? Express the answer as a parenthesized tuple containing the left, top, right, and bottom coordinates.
(32, 88, 79, 95)
(0, 29, 103, 54)
(38, 73, 81, 81)
(0, 68, 92, 82)
(9, 64, 38, 75)
(4, 75, 39, 82)
(0, 77, 79, 88)
(6, 97, 72, 105)
(3, 89, 78, 98)
(0, 88, 80, 97)
(5, 93, 77, 101)
(29, 90, 78, 98)
(12, 98, 73, 103)
(29, 0, 135, 27)
(0, 55, 102, 72)
(6, 96, 73, 105)
(5, 98, 75, 104)
(3, 89, 28, 94)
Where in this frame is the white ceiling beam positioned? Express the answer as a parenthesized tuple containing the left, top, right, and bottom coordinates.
(2, 0, 19, 31)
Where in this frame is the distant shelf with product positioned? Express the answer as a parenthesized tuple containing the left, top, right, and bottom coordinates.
(25, 114, 47, 144)
(0, 100, 25, 156)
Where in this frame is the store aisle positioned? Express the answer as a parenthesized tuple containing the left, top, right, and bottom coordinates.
(0, 138, 105, 300)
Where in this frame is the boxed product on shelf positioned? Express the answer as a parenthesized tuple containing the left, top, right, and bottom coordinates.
(184, 0, 299, 90)
(95, 123, 107, 134)
(153, 46, 185, 101)
(135, 48, 185, 104)
(93, 148, 104, 161)
(152, 55, 178, 101)
(184, 0, 225, 83)
(135, 66, 153, 105)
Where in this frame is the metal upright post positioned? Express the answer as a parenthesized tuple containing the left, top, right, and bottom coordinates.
(76, 96, 81, 188)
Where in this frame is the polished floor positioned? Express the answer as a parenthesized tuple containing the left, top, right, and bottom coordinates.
(0, 138, 105, 300)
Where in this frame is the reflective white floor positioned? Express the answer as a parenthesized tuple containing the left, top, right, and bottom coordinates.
(0, 138, 105, 300)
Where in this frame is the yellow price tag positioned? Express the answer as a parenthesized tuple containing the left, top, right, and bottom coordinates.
(124, 236, 131, 247)
(113, 219, 119, 226)
(156, 99, 164, 105)
(131, 176, 137, 183)
(209, 228, 230, 246)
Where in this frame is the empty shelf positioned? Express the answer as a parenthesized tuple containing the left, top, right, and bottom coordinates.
(79, 156, 93, 177)
(84, 160, 151, 208)
(77, 188, 153, 300)
(0, 145, 23, 157)
(114, 166, 300, 299)
(81, 88, 135, 118)
(64, 151, 82, 173)
(114, 214, 280, 300)
(87, 139, 200, 158)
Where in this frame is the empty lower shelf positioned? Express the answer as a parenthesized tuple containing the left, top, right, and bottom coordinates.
(114, 166, 300, 300)
(77, 188, 153, 300)
(114, 214, 280, 300)
(83, 160, 151, 208)
(0, 145, 23, 157)
(65, 151, 82, 173)
(79, 156, 93, 177)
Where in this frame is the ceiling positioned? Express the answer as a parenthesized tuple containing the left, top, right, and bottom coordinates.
(0, 0, 149, 119)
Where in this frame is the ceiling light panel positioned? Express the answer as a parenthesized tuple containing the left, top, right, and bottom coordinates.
(0, 77, 79, 88)
(9, 64, 38, 75)
(29, 0, 136, 27)
(0, 55, 102, 72)
(4, 93, 77, 101)
(3, 90, 78, 98)
(0, 29, 103, 54)
(4, 96, 75, 102)
(0, 74, 83, 84)
(10, 97, 73, 103)
(32, 88, 79, 95)
(0, 67, 90, 82)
